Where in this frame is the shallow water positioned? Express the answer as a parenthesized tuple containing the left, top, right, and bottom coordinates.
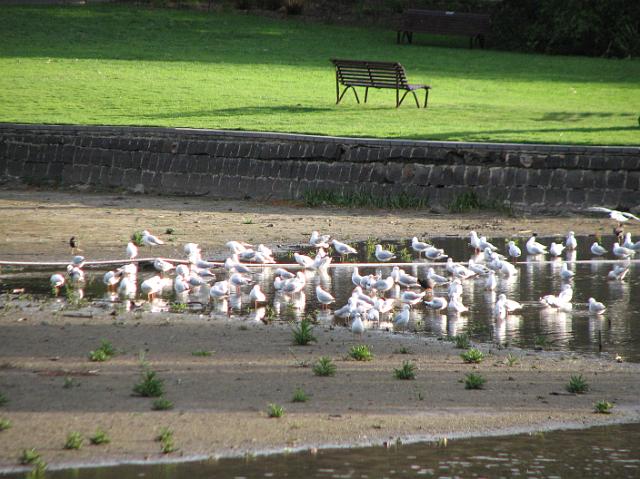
(20, 422, 640, 479)
(1, 235, 638, 361)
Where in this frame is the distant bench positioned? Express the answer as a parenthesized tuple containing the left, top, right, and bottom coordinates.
(397, 9, 490, 48)
(331, 59, 431, 108)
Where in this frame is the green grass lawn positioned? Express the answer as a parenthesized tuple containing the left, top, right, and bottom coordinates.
(0, 4, 639, 145)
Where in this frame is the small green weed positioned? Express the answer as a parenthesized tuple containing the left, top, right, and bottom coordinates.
(267, 403, 284, 418)
(566, 374, 589, 394)
(169, 302, 188, 313)
(394, 361, 416, 380)
(292, 388, 309, 403)
(64, 431, 84, 450)
(131, 231, 144, 247)
(449, 191, 481, 213)
(461, 348, 484, 364)
(20, 448, 40, 465)
(594, 400, 614, 414)
(25, 459, 47, 479)
(133, 370, 165, 397)
(394, 347, 412, 355)
(89, 428, 110, 445)
(88, 340, 116, 362)
(348, 344, 373, 361)
(0, 392, 7, 407)
(292, 319, 316, 346)
(152, 398, 174, 411)
(313, 357, 337, 377)
(0, 418, 11, 431)
(191, 350, 213, 357)
(398, 247, 413, 263)
(241, 217, 254, 224)
(534, 335, 551, 350)
(165, 227, 175, 235)
(156, 427, 173, 443)
(156, 427, 176, 454)
(453, 333, 471, 349)
(464, 372, 486, 390)
(505, 353, 519, 367)
(63, 376, 76, 389)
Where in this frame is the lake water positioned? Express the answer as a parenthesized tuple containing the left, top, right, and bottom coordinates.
(1, 235, 638, 362)
(13, 422, 640, 479)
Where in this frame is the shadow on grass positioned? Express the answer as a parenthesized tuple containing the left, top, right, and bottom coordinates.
(1, 4, 638, 84)
(141, 105, 336, 120)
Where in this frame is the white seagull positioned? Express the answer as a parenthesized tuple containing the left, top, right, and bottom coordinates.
(126, 242, 138, 260)
(424, 296, 448, 311)
(315, 285, 335, 308)
(612, 242, 635, 259)
(141, 230, 164, 246)
(549, 242, 565, 257)
(587, 207, 640, 223)
(332, 239, 357, 256)
(526, 234, 547, 255)
(375, 244, 396, 262)
(565, 231, 578, 250)
(249, 285, 267, 307)
(588, 297, 606, 315)
(394, 304, 411, 329)
(507, 241, 522, 259)
(411, 236, 431, 257)
(590, 242, 607, 256)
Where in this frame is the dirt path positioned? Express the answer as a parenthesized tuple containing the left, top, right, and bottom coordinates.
(0, 187, 633, 263)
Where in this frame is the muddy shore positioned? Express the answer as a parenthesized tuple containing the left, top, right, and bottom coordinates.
(0, 187, 639, 472)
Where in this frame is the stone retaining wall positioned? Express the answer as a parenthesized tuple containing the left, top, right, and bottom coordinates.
(1, 123, 639, 213)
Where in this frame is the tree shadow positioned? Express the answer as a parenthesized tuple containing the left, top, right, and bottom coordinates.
(1, 4, 638, 84)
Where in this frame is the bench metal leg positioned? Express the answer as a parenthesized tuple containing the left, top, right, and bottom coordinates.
(364, 87, 369, 103)
(424, 89, 429, 108)
(397, 91, 420, 108)
(337, 86, 360, 105)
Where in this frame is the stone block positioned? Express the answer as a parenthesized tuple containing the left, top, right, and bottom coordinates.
(565, 170, 584, 189)
(566, 189, 586, 206)
(489, 167, 504, 186)
(305, 162, 319, 180)
(626, 172, 640, 191)
(607, 171, 626, 189)
(545, 188, 566, 206)
(525, 188, 545, 205)
(413, 164, 432, 186)
(585, 189, 605, 206)
(385, 163, 403, 183)
(549, 169, 567, 188)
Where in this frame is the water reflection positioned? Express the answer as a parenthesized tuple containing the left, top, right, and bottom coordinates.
(1, 235, 639, 361)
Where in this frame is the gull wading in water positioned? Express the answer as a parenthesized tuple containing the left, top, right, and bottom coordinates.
(588, 297, 606, 315)
(332, 239, 357, 256)
(507, 241, 521, 259)
(526, 234, 547, 255)
(590, 242, 607, 256)
(565, 231, 578, 251)
(374, 244, 396, 262)
(315, 285, 335, 309)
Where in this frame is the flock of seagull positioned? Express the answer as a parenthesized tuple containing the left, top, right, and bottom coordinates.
(45, 206, 640, 336)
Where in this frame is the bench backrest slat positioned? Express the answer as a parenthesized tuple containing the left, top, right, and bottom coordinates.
(401, 9, 490, 36)
(331, 59, 409, 88)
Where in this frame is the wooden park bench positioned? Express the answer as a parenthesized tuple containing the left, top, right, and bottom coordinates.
(397, 9, 490, 48)
(330, 59, 431, 108)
